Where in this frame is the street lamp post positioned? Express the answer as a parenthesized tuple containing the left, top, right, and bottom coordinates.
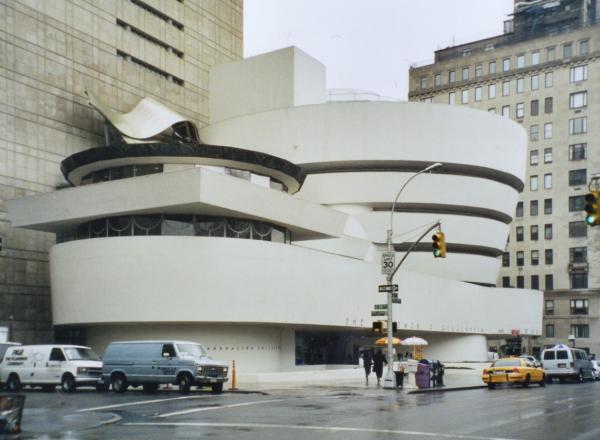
(382, 162, 442, 390)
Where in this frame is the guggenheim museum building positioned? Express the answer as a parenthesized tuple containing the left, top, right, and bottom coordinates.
(6, 47, 542, 373)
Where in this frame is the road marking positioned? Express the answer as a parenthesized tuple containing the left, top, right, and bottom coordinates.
(77, 395, 215, 413)
(124, 422, 524, 440)
(156, 398, 290, 418)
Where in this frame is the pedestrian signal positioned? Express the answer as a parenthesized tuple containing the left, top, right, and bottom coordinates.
(372, 321, 383, 333)
(432, 231, 446, 258)
(584, 191, 600, 226)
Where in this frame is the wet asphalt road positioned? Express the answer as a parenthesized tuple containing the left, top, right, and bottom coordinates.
(4, 381, 600, 440)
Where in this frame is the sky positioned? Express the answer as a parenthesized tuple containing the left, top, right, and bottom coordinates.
(244, 0, 514, 100)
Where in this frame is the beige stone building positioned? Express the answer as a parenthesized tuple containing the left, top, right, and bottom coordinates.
(0, 0, 242, 343)
(409, 0, 600, 357)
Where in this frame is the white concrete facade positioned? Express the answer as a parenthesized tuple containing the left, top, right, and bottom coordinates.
(7, 47, 543, 372)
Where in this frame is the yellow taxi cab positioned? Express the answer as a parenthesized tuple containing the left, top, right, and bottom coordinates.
(482, 357, 545, 389)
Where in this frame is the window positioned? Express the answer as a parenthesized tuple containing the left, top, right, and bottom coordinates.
(569, 169, 587, 186)
(420, 76, 428, 90)
(463, 48, 471, 57)
(421, 97, 433, 103)
(544, 148, 552, 163)
(531, 275, 539, 289)
(569, 299, 589, 315)
(49, 348, 66, 361)
(517, 276, 524, 288)
(502, 105, 510, 117)
(517, 251, 524, 266)
(544, 97, 553, 114)
(545, 274, 554, 290)
(530, 225, 539, 241)
(530, 176, 538, 191)
(531, 99, 539, 116)
(569, 117, 587, 134)
(503, 57, 511, 72)
(531, 74, 539, 90)
(434, 73, 442, 87)
(571, 273, 588, 289)
(569, 195, 586, 212)
(530, 150, 538, 165)
(532, 51, 540, 65)
(569, 221, 587, 238)
(489, 61, 496, 74)
(530, 125, 539, 141)
(546, 46, 555, 61)
(570, 247, 587, 263)
(488, 107, 496, 114)
(502, 252, 510, 267)
(545, 72, 553, 88)
(502, 81, 510, 96)
(546, 324, 555, 337)
(502, 276, 510, 287)
(544, 198, 552, 215)
(580, 40, 589, 56)
(461, 89, 469, 104)
(462, 67, 469, 81)
(516, 202, 523, 217)
(516, 78, 524, 93)
(531, 250, 539, 266)
(570, 65, 588, 82)
(544, 224, 552, 239)
(475, 64, 482, 78)
(516, 54, 525, 68)
(516, 226, 524, 241)
(531, 200, 539, 216)
(563, 43, 572, 59)
(516, 102, 524, 118)
(474, 86, 482, 102)
(485, 43, 495, 52)
(569, 143, 587, 160)
(488, 84, 496, 99)
(569, 91, 587, 109)
(449, 70, 456, 83)
(544, 173, 552, 189)
(545, 300, 554, 315)
(544, 123, 552, 139)
(448, 92, 456, 105)
(545, 249, 553, 264)
(570, 324, 589, 338)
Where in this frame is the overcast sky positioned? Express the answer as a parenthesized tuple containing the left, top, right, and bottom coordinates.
(244, 0, 514, 100)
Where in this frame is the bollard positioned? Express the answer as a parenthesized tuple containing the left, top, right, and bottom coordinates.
(230, 360, 238, 391)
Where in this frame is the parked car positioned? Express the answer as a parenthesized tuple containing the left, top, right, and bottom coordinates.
(541, 344, 594, 383)
(0, 343, 20, 390)
(101, 340, 228, 394)
(482, 357, 545, 389)
(519, 355, 541, 368)
(0, 345, 103, 392)
(590, 360, 600, 380)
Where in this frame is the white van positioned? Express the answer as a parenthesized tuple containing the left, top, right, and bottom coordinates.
(0, 345, 103, 392)
(541, 344, 594, 382)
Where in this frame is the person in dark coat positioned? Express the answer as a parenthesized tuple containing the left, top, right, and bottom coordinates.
(436, 361, 445, 387)
(361, 351, 373, 385)
(372, 349, 387, 385)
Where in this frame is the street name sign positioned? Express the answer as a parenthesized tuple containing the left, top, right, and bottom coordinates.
(374, 304, 388, 310)
(378, 284, 399, 293)
(381, 252, 395, 275)
(392, 298, 401, 304)
(371, 310, 387, 317)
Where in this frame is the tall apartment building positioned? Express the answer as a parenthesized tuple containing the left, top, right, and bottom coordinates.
(409, 0, 600, 357)
(0, 0, 242, 343)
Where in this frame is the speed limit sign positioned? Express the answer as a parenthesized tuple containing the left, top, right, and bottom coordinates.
(381, 252, 395, 275)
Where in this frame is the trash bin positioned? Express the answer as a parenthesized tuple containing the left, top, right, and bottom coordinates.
(0, 394, 25, 434)
(416, 363, 430, 388)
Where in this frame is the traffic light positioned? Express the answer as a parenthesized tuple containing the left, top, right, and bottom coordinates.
(372, 321, 383, 333)
(432, 231, 446, 258)
(584, 191, 600, 226)
(392, 322, 397, 332)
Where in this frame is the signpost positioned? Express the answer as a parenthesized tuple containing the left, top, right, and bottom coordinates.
(381, 252, 395, 275)
(378, 284, 398, 293)
(371, 310, 386, 317)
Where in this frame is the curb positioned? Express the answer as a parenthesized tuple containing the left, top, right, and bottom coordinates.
(407, 385, 486, 394)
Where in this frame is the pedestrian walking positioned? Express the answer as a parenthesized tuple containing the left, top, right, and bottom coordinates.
(373, 349, 387, 385)
(436, 360, 445, 387)
(361, 350, 373, 385)
(430, 361, 438, 387)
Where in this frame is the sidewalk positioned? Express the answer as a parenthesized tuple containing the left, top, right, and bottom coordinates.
(231, 362, 490, 392)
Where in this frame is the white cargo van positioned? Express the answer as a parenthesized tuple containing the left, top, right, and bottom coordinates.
(0, 345, 103, 392)
(541, 344, 594, 382)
